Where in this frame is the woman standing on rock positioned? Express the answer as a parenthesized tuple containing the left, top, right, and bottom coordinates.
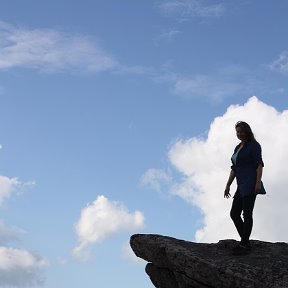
(224, 121, 265, 255)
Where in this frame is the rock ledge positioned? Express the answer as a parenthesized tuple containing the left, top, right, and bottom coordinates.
(130, 234, 288, 288)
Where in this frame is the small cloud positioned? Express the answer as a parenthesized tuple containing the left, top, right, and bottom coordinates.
(140, 168, 172, 193)
(0, 246, 48, 287)
(114, 64, 155, 76)
(0, 176, 36, 205)
(154, 29, 182, 45)
(0, 221, 26, 245)
(269, 51, 288, 73)
(173, 74, 244, 102)
(57, 257, 68, 266)
(0, 176, 21, 205)
(155, 65, 263, 103)
(269, 87, 286, 95)
(73, 195, 145, 261)
(158, 0, 226, 19)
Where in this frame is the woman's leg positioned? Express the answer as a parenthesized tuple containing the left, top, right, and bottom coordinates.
(241, 193, 256, 245)
(230, 191, 244, 239)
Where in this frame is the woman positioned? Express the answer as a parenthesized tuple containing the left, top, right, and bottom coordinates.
(224, 121, 265, 255)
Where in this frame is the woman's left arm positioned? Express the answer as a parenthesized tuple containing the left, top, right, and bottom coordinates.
(251, 142, 264, 194)
(255, 164, 263, 194)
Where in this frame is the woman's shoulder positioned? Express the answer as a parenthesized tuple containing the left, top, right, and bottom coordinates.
(234, 143, 241, 151)
(246, 140, 262, 150)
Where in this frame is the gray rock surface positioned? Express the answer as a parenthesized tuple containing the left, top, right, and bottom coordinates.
(130, 234, 288, 288)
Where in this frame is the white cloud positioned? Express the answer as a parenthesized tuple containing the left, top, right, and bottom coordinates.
(269, 51, 288, 73)
(171, 66, 253, 102)
(73, 195, 145, 261)
(173, 73, 245, 102)
(154, 66, 259, 103)
(0, 176, 21, 205)
(0, 21, 117, 73)
(158, 0, 226, 19)
(0, 175, 45, 285)
(154, 29, 182, 45)
(0, 176, 35, 206)
(140, 168, 172, 193)
(0, 246, 47, 287)
(167, 96, 288, 243)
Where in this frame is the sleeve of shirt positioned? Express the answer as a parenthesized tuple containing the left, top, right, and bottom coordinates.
(230, 146, 237, 171)
(251, 142, 264, 168)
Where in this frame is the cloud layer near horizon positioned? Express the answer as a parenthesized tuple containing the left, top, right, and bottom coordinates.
(0, 247, 47, 287)
(0, 175, 47, 287)
(148, 96, 288, 243)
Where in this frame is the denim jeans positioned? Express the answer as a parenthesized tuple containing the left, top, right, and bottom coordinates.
(230, 190, 256, 244)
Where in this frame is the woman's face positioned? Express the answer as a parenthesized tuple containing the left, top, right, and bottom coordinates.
(236, 126, 246, 141)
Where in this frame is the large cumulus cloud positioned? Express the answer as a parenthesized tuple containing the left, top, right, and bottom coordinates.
(168, 96, 288, 242)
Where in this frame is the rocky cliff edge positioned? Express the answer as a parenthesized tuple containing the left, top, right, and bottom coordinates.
(130, 234, 288, 288)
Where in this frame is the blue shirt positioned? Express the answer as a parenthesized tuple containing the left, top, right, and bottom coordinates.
(231, 141, 266, 196)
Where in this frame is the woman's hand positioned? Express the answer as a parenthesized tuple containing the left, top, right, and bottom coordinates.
(255, 181, 261, 194)
(224, 186, 231, 198)
(224, 170, 235, 198)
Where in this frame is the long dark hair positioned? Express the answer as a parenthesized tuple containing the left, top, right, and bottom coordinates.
(235, 121, 256, 142)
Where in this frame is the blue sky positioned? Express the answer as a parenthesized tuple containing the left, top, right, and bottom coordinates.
(1, 1, 288, 287)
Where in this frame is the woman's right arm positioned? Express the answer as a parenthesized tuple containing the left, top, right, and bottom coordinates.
(224, 170, 235, 198)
